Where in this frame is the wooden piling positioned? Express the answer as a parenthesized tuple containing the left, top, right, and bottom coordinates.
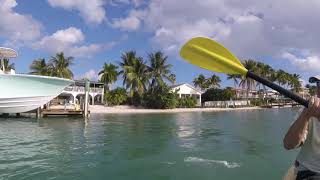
(36, 107, 41, 119)
(84, 80, 89, 119)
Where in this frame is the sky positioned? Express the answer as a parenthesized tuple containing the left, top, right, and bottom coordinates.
(1, 0, 320, 88)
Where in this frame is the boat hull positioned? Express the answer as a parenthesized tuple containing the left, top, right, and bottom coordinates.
(0, 74, 73, 113)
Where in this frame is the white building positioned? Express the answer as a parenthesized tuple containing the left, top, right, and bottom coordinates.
(234, 88, 281, 99)
(170, 83, 202, 106)
(55, 80, 104, 105)
(234, 88, 259, 99)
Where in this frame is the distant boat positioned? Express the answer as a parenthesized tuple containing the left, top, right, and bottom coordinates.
(0, 47, 74, 113)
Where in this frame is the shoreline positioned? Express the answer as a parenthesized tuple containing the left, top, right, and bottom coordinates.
(89, 105, 271, 114)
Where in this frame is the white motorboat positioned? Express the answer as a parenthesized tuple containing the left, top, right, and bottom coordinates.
(0, 47, 74, 113)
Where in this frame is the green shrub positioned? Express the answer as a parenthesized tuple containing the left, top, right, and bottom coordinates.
(105, 88, 128, 106)
(268, 98, 277, 104)
(250, 99, 265, 106)
(130, 92, 143, 106)
(178, 96, 197, 108)
(202, 87, 236, 102)
(143, 85, 178, 109)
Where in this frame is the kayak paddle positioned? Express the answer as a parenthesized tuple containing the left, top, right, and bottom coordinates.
(180, 37, 309, 107)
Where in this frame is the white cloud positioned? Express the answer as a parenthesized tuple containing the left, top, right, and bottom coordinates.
(77, 69, 99, 80)
(47, 0, 106, 24)
(48, 27, 84, 44)
(282, 51, 320, 72)
(110, 0, 145, 7)
(131, 0, 145, 7)
(232, 14, 262, 24)
(111, 0, 320, 59)
(112, 16, 140, 31)
(111, 10, 145, 31)
(32, 27, 103, 57)
(0, 0, 42, 44)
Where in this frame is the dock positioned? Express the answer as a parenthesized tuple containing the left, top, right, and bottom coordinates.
(261, 102, 301, 108)
(13, 80, 91, 119)
(42, 109, 87, 117)
(41, 80, 91, 118)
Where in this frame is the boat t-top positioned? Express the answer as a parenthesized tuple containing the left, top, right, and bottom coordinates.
(0, 47, 74, 113)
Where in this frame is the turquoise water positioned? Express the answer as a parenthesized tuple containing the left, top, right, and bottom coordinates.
(0, 108, 300, 179)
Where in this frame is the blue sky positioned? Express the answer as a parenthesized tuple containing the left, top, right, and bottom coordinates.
(1, 0, 320, 88)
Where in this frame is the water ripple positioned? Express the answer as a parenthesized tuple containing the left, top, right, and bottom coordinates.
(184, 157, 241, 168)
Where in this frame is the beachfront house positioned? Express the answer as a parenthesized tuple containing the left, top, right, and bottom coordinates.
(53, 80, 104, 106)
(234, 88, 259, 99)
(170, 83, 202, 106)
(234, 88, 281, 99)
(264, 89, 280, 99)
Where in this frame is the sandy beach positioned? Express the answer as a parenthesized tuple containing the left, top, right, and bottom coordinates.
(89, 105, 264, 114)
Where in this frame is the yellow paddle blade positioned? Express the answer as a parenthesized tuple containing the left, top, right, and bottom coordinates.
(180, 37, 248, 75)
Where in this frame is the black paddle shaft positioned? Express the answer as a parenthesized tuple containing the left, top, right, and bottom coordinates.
(246, 71, 309, 107)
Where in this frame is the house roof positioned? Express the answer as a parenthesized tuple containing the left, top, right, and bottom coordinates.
(170, 83, 203, 94)
(169, 83, 185, 89)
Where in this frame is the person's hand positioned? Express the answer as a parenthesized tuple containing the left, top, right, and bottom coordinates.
(306, 96, 320, 118)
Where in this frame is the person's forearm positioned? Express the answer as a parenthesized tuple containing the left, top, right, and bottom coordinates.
(283, 109, 310, 150)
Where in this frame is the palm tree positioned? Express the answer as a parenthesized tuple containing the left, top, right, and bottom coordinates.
(239, 60, 258, 90)
(168, 74, 176, 85)
(148, 51, 173, 88)
(30, 58, 51, 76)
(256, 62, 264, 90)
(98, 63, 119, 91)
(289, 73, 302, 93)
(260, 64, 273, 80)
(239, 60, 258, 101)
(207, 74, 221, 88)
(256, 62, 274, 99)
(49, 52, 74, 79)
(0, 58, 15, 71)
(128, 58, 150, 96)
(227, 74, 241, 89)
(119, 51, 138, 88)
(119, 51, 150, 96)
(193, 74, 207, 91)
(275, 69, 288, 87)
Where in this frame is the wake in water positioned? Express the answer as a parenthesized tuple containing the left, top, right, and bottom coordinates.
(184, 157, 241, 168)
